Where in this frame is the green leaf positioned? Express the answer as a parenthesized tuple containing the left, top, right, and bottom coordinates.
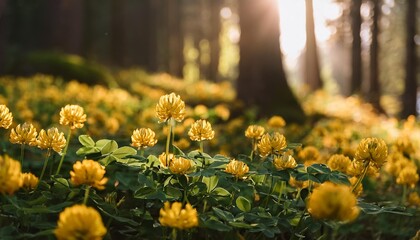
(212, 207, 235, 222)
(113, 146, 137, 159)
(236, 196, 252, 212)
(79, 135, 95, 147)
(202, 176, 219, 193)
(165, 185, 183, 200)
(307, 164, 331, 174)
(200, 218, 232, 232)
(212, 187, 231, 197)
(228, 221, 254, 228)
(97, 139, 118, 154)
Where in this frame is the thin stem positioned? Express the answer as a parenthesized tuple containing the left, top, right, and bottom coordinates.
(290, 210, 307, 240)
(19, 144, 25, 166)
(39, 150, 52, 183)
(351, 161, 370, 193)
(83, 186, 91, 205)
(4, 195, 20, 209)
(165, 120, 173, 166)
(202, 199, 208, 213)
(139, 149, 144, 157)
(199, 141, 204, 153)
(250, 139, 256, 160)
(56, 129, 72, 175)
(402, 185, 407, 205)
(171, 228, 177, 240)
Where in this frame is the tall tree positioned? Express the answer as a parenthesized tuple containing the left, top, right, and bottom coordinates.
(304, 0, 323, 91)
(350, 0, 362, 94)
(237, 0, 305, 122)
(401, 0, 417, 118)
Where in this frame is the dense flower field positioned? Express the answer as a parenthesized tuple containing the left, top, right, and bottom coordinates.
(0, 74, 419, 239)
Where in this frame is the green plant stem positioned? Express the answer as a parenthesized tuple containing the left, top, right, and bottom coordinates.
(202, 199, 208, 213)
(4, 195, 20, 209)
(402, 185, 407, 205)
(56, 129, 72, 175)
(165, 120, 173, 166)
(351, 161, 370, 193)
(249, 139, 256, 160)
(19, 144, 25, 166)
(39, 150, 51, 183)
(139, 149, 144, 157)
(199, 141, 204, 153)
(290, 210, 307, 240)
(83, 186, 91, 205)
(171, 228, 177, 240)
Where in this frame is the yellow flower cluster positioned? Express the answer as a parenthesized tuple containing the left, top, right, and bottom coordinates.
(257, 132, 287, 157)
(355, 137, 388, 169)
(225, 160, 249, 179)
(70, 160, 108, 190)
(9, 122, 38, 146)
(59, 104, 87, 129)
(188, 119, 215, 141)
(55, 204, 106, 240)
(396, 168, 419, 189)
(245, 125, 265, 140)
(297, 146, 322, 166)
(273, 153, 297, 170)
(307, 182, 360, 222)
(159, 153, 174, 168)
(0, 155, 23, 195)
(267, 115, 286, 129)
(327, 154, 352, 174)
(0, 104, 13, 129)
(130, 128, 157, 149)
(21, 172, 39, 191)
(169, 157, 192, 175)
(37, 127, 67, 153)
(159, 202, 198, 230)
(155, 92, 186, 123)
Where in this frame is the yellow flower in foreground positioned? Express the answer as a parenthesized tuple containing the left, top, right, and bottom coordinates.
(257, 132, 287, 157)
(9, 122, 38, 146)
(37, 127, 67, 153)
(130, 128, 158, 149)
(21, 172, 39, 191)
(327, 154, 352, 174)
(55, 204, 106, 240)
(273, 153, 297, 170)
(407, 192, 420, 207)
(225, 160, 249, 179)
(156, 93, 186, 123)
(267, 115, 286, 128)
(188, 119, 215, 141)
(159, 152, 175, 168)
(169, 157, 192, 175)
(70, 160, 108, 190)
(245, 125, 265, 140)
(59, 104, 87, 129)
(396, 167, 419, 189)
(159, 202, 198, 230)
(307, 182, 360, 222)
(0, 105, 13, 129)
(0, 155, 23, 195)
(355, 137, 388, 168)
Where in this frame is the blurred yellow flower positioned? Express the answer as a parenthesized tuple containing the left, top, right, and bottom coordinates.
(194, 104, 209, 119)
(174, 138, 191, 150)
(159, 152, 175, 168)
(0, 105, 13, 129)
(156, 93, 186, 123)
(169, 157, 192, 175)
(188, 119, 215, 141)
(267, 115, 286, 128)
(396, 167, 419, 189)
(21, 172, 39, 191)
(225, 160, 249, 179)
(214, 104, 230, 121)
(0, 155, 23, 195)
(37, 127, 67, 153)
(347, 160, 379, 177)
(327, 154, 352, 174)
(307, 182, 360, 222)
(407, 192, 420, 207)
(257, 132, 287, 157)
(70, 160, 108, 190)
(55, 204, 106, 240)
(273, 153, 297, 170)
(394, 135, 415, 156)
(130, 128, 157, 149)
(159, 202, 198, 230)
(288, 176, 309, 189)
(297, 146, 322, 166)
(10, 122, 38, 146)
(245, 125, 265, 140)
(355, 138, 388, 168)
(384, 154, 416, 177)
(59, 104, 87, 129)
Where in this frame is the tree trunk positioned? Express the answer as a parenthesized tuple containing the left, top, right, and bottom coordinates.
(304, 0, 323, 91)
(401, 0, 417, 118)
(350, 0, 362, 95)
(111, 0, 125, 67)
(237, 0, 305, 123)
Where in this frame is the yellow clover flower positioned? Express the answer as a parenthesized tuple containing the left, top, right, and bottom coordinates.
(355, 137, 388, 169)
(37, 127, 67, 153)
(155, 93, 186, 123)
(288, 176, 309, 189)
(0, 155, 23, 195)
(297, 146, 321, 166)
(245, 125, 265, 140)
(130, 128, 158, 149)
(159, 202, 198, 230)
(159, 152, 175, 168)
(188, 119, 215, 141)
(9, 122, 38, 146)
(225, 160, 249, 179)
(307, 182, 360, 222)
(273, 153, 297, 170)
(169, 157, 192, 175)
(21, 172, 39, 191)
(396, 167, 419, 189)
(55, 204, 107, 240)
(407, 192, 420, 207)
(59, 104, 87, 129)
(267, 115, 286, 128)
(70, 160, 108, 190)
(257, 132, 287, 157)
(0, 105, 13, 129)
(327, 154, 352, 174)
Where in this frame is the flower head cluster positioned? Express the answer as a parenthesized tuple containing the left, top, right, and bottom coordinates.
(159, 202, 198, 230)
(408, 192, 420, 207)
(21, 172, 39, 191)
(37, 127, 67, 153)
(257, 132, 287, 157)
(327, 154, 352, 174)
(70, 160, 108, 190)
(59, 104, 87, 129)
(307, 182, 360, 222)
(297, 146, 321, 166)
(156, 93, 186, 123)
(9, 122, 38, 146)
(273, 153, 297, 170)
(0, 155, 23, 195)
(159, 152, 175, 168)
(355, 138, 388, 168)
(267, 115, 286, 128)
(289, 176, 309, 189)
(245, 125, 265, 140)
(188, 119, 215, 141)
(169, 157, 192, 175)
(130, 128, 158, 149)
(54, 204, 106, 240)
(396, 167, 419, 189)
(0, 105, 13, 129)
(225, 160, 249, 179)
